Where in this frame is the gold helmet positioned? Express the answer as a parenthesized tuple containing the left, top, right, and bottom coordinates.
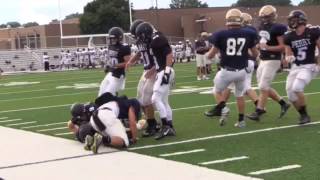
(241, 13, 253, 26)
(259, 5, 277, 25)
(225, 8, 243, 26)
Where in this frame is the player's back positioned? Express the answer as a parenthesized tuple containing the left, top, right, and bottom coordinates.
(210, 28, 257, 69)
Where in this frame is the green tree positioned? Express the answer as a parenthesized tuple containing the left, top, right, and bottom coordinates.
(234, 0, 291, 7)
(23, 22, 39, 28)
(79, 0, 130, 34)
(299, 0, 320, 5)
(169, 0, 208, 9)
(65, 13, 82, 20)
(0, 24, 7, 28)
(6, 21, 21, 28)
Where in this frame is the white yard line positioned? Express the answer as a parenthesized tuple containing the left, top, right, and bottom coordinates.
(55, 132, 74, 136)
(7, 121, 37, 127)
(0, 104, 72, 114)
(199, 156, 249, 165)
(0, 117, 8, 120)
(0, 119, 22, 123)
(129, 121, 320, 151)
(159, 149, 205, 157)
(37, 127, 69, 132)
(248, 164, 301, 175)
(22, 122, 67, 129)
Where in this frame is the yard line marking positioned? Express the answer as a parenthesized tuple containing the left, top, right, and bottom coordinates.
(248, 164, 301, 175)
(159, 149, 205, 157)
(199, 156, 249, 165)
(37, 127, 69, 132)
(129, 121, 320, 150)
(0, 117, 8, 120)
(55, 132, 74, 136)
(22, 122, 66, 129)
(7, 121, 37, 127)
(0, 118, 22, 123)
(1, 90, 320, 115)
(0, 104, 71, 114)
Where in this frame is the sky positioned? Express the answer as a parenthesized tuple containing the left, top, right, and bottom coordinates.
(0, 0, 304, 25)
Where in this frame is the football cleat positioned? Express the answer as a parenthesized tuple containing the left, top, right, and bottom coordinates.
(247, 111, 260, 121)
(84, 135, 94, 151)
(154, 125, 176, 140)
(205, 106, 222, 117)
(279, 103, 291, 119)
(142, 126, 158, 137)
(92, 133, 103, 154)
(219, 107, 230, 126)
(299, 115, 311, 125)
(234, 121, 246, 128)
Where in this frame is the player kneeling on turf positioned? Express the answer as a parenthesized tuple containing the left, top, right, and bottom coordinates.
(84, 98, 142, 153)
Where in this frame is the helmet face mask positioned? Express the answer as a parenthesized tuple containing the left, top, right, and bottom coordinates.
(287, 10, 307, 30)
(108, 27, 124, 46)
(135, 22, 154, 44)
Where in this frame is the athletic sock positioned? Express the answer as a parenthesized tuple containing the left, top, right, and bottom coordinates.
(298, 106, 307, 116)
(238, 114, 244, 122)
(102, 135, 111, 146)
(279, 99, 286, 106)
(147, 118, 157, 128)
(166, 121, 173, 128)
(161, 118, 168, 126)
(254, 100, 258, 107)
(255, 108, 265, 115)
(216, 101, 226, 110)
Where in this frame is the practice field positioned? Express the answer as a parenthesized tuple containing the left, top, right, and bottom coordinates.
(0, 62, 320, 180)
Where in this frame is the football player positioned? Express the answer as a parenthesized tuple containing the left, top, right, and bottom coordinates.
(195, 32, 210, 80)
(126, 20, 159, 137)
(284, 10, 320, 124)
(98, 27, 131, 96)
(248, 5, 291, 121)
(204, 9, 259, 128)
(135, 22, 176, 139)
(223, 13, 259, 106)
(85, 97, 142, 153)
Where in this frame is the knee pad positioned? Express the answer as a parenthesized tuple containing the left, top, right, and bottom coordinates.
(287, 89, 298, 102)
(292, 79, 307, 93)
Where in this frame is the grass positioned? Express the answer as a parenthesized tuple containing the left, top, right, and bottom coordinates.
(0, 62, 320, 179)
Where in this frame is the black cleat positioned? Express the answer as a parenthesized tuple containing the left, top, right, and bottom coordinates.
(247, 112, 260, 121)
(142, 126, 158, 137)
(154, 125, 176, 140)
(299, 115, 311, 125)
(204, 106, 221, 117)
(279, 103, 291, 119)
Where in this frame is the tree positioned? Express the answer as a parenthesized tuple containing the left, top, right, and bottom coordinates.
(299, 0, 320, 5)
(6, 21, 21, 28)
(65, 13, 82, 20)
(23, 22, 39, 28)
(0, 24, 7, 28)
(234, 0, 291, 7)
(79, 0, 130, 34)
(169, 0, 208, 9)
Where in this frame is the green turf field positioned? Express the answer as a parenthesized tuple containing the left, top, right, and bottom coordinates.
(0, 62, 320, 179)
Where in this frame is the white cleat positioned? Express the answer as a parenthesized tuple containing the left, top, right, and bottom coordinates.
(234, 121, 246, 128)
(219, 107, 230, 126)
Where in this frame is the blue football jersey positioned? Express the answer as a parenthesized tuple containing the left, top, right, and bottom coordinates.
(209, 28, 258, 69)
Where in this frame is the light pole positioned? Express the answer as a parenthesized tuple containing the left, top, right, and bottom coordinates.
(58, 0, 63, 48)
(128, 0, 133, 26)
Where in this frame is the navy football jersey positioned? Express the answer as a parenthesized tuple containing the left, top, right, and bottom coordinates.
(258, 23, 287, 60)
(136, 41, 155, 70)
(284, 27, 320, 65)
(117, 98, 141, 120)
(195, 40, 208, 54)
(243, 25, 257, 34)
(108, 44, 131, 78)
(209, 28, 258, 69)
(150, 32, 172, 71)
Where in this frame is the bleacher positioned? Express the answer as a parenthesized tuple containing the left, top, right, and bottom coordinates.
(0, 50, 42, 72)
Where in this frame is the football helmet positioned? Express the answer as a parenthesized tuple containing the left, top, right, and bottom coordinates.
(259, 5, 277, 25)
(108, 27, 124, 45)
(241, 13, 253, 26)
(225, 8, 243, 26)
(130, 19, 144, 37)
(287, 10, 307, 29)
(135, 22, 155, 43)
